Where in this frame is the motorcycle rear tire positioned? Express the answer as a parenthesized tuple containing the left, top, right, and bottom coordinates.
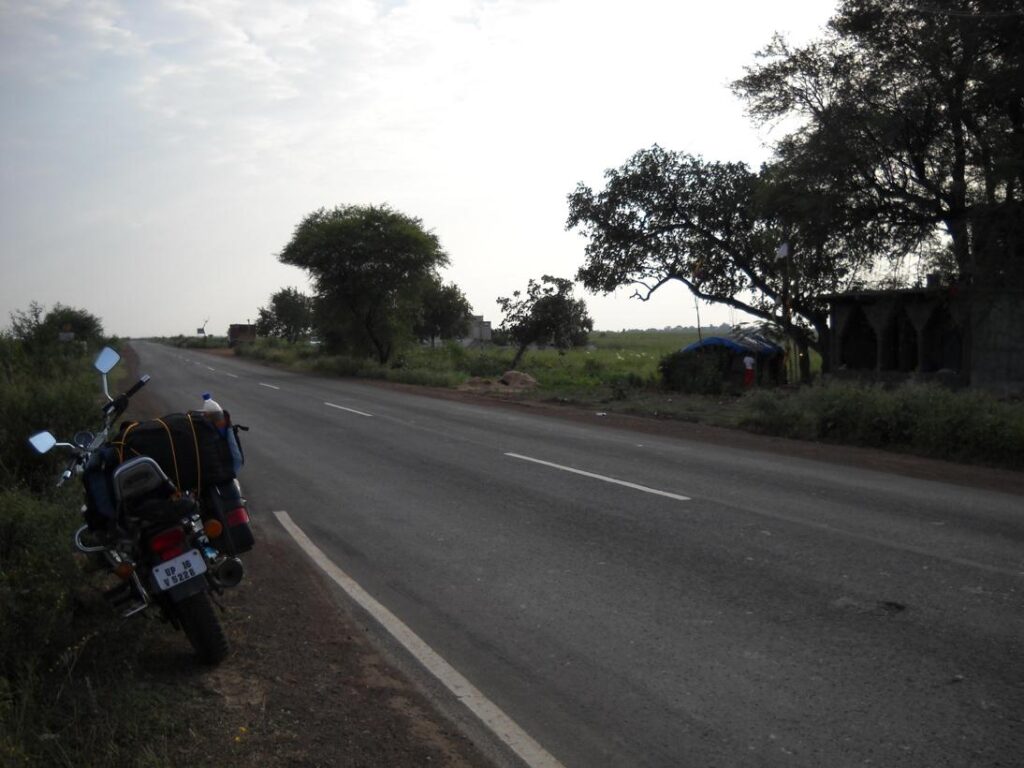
(176, 592, 229, 664)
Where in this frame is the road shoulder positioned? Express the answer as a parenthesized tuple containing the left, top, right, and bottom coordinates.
(177, 516, 496, 768)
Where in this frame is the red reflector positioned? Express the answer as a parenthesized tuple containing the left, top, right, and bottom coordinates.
(226, 507, 250, 527)
(149, 528, 185, 561)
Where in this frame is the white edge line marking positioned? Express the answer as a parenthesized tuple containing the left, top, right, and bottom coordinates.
(505, 452, 690, 501)
(259, 382, 280, 390)
(225, 372, 239, 378)
(325, 401, 373, 417)
(272, 511, 565, 768)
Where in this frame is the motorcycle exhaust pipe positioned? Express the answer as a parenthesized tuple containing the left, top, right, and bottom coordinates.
(213, 556, 245, 588)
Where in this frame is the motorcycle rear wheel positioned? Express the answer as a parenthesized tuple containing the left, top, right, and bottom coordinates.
(175, 592, 229, 664)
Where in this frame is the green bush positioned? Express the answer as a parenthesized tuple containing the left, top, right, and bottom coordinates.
(308, 354, 366, 377)
(0, 490, 82, 757)
(465, 351, 508, 377)
(738, 382, 1024, 469)
(0, 491, 81, 680)
(0, 487, 189, 766)
(384, 368, 464, 388)
(0, 334, 203, 766)
(0, 338, 105, 492)
(166, 335, 228, 349)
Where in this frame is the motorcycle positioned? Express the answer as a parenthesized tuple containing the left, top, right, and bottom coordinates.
(28, 346, 250, 664)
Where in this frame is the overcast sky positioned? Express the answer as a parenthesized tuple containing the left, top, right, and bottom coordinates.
(1, 0, 836, 338)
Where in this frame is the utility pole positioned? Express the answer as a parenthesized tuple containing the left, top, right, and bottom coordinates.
(777, 241, 797, 384)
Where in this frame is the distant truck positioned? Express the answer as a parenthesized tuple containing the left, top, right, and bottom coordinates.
(227, 324, 257, 347)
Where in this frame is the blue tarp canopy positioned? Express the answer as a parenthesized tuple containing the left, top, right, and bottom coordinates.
(681, 334, 783, 356)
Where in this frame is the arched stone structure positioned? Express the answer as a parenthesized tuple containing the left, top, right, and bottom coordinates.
(839, 306, 877, 370)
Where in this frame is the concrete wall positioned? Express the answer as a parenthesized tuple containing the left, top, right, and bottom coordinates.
(970, 287, 1024, 396)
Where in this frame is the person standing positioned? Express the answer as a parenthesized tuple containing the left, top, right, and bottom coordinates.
(743, 353, 756, 388)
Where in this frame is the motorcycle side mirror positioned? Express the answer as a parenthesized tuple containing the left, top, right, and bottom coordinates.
(94, 347, 120, 374)
(28, 431, 57, 454)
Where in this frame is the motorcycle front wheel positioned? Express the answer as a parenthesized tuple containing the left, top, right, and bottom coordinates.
(175, 592, 229, 664)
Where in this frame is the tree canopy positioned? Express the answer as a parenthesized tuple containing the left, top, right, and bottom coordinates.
(567, 147, 875, 378)
(733, 0, 1024, 286)
(6, 301, 104, 352)
(497, 276, 593, 369)
(279, 205, 450, 363)
(414, 279, 472, 347)
(256, 288, 313, 343)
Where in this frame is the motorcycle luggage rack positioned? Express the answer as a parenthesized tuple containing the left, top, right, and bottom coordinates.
(74, 524, 108, 553)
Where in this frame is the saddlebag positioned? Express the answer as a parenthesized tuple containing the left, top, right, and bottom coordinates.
(203, 480, 254, 555)
(113, 412, 252, 552)
(113, 413, 235, 496)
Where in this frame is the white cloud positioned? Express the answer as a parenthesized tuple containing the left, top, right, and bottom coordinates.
(1, 0, 836, 336)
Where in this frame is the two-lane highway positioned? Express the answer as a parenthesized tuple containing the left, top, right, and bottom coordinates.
(132, 340, 1024, 768)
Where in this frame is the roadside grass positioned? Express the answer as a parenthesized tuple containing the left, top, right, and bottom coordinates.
(0, 490, 196, 768)
(1, 339, 199, 767)
(739, 381, 1024, 468)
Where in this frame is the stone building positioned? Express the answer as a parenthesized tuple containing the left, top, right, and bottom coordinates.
(826, 279, 1023, 395)
(460, 315, 492, 347)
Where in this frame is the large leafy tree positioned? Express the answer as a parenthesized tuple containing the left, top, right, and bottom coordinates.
(567, 147, 875, 379)
(569, 2, 1024, 381)
(280, 205, 449, 364)
(256, 287, 313, 343)
(497, 276, 593, 369)
(733, 0, 1024, 289)
(414, 279, 472, 347)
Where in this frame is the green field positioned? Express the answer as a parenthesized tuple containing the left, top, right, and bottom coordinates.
(226, 329, 704, 393)
(588, 329, 703, 353)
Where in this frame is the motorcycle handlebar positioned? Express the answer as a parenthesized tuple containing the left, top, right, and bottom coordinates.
(103, 375, 150, 420)
(125, 374, 151, 399)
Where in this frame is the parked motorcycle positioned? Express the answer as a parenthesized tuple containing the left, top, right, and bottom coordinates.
(28, 346, 251, 664)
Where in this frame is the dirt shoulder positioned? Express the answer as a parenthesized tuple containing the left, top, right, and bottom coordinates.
(176, 520, 495, 768)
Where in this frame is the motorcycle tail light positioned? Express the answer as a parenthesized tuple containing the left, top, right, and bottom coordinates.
(226, 507, 249, 527)
(149, 527, 185, 561)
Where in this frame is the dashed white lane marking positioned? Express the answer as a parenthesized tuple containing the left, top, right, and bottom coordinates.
(259, 382, 280, 390)
(206, 366, 216, 371)
(505, 452, 691, 501)
(224, 372, 239, 378)
(273, 511, 565, 768)
(325, 401, 373, 417)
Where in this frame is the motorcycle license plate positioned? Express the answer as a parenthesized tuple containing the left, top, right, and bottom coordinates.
(151, 550, 207, 591)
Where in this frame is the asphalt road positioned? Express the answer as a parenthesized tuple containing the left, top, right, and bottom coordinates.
(131, 340, 1024, 768)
